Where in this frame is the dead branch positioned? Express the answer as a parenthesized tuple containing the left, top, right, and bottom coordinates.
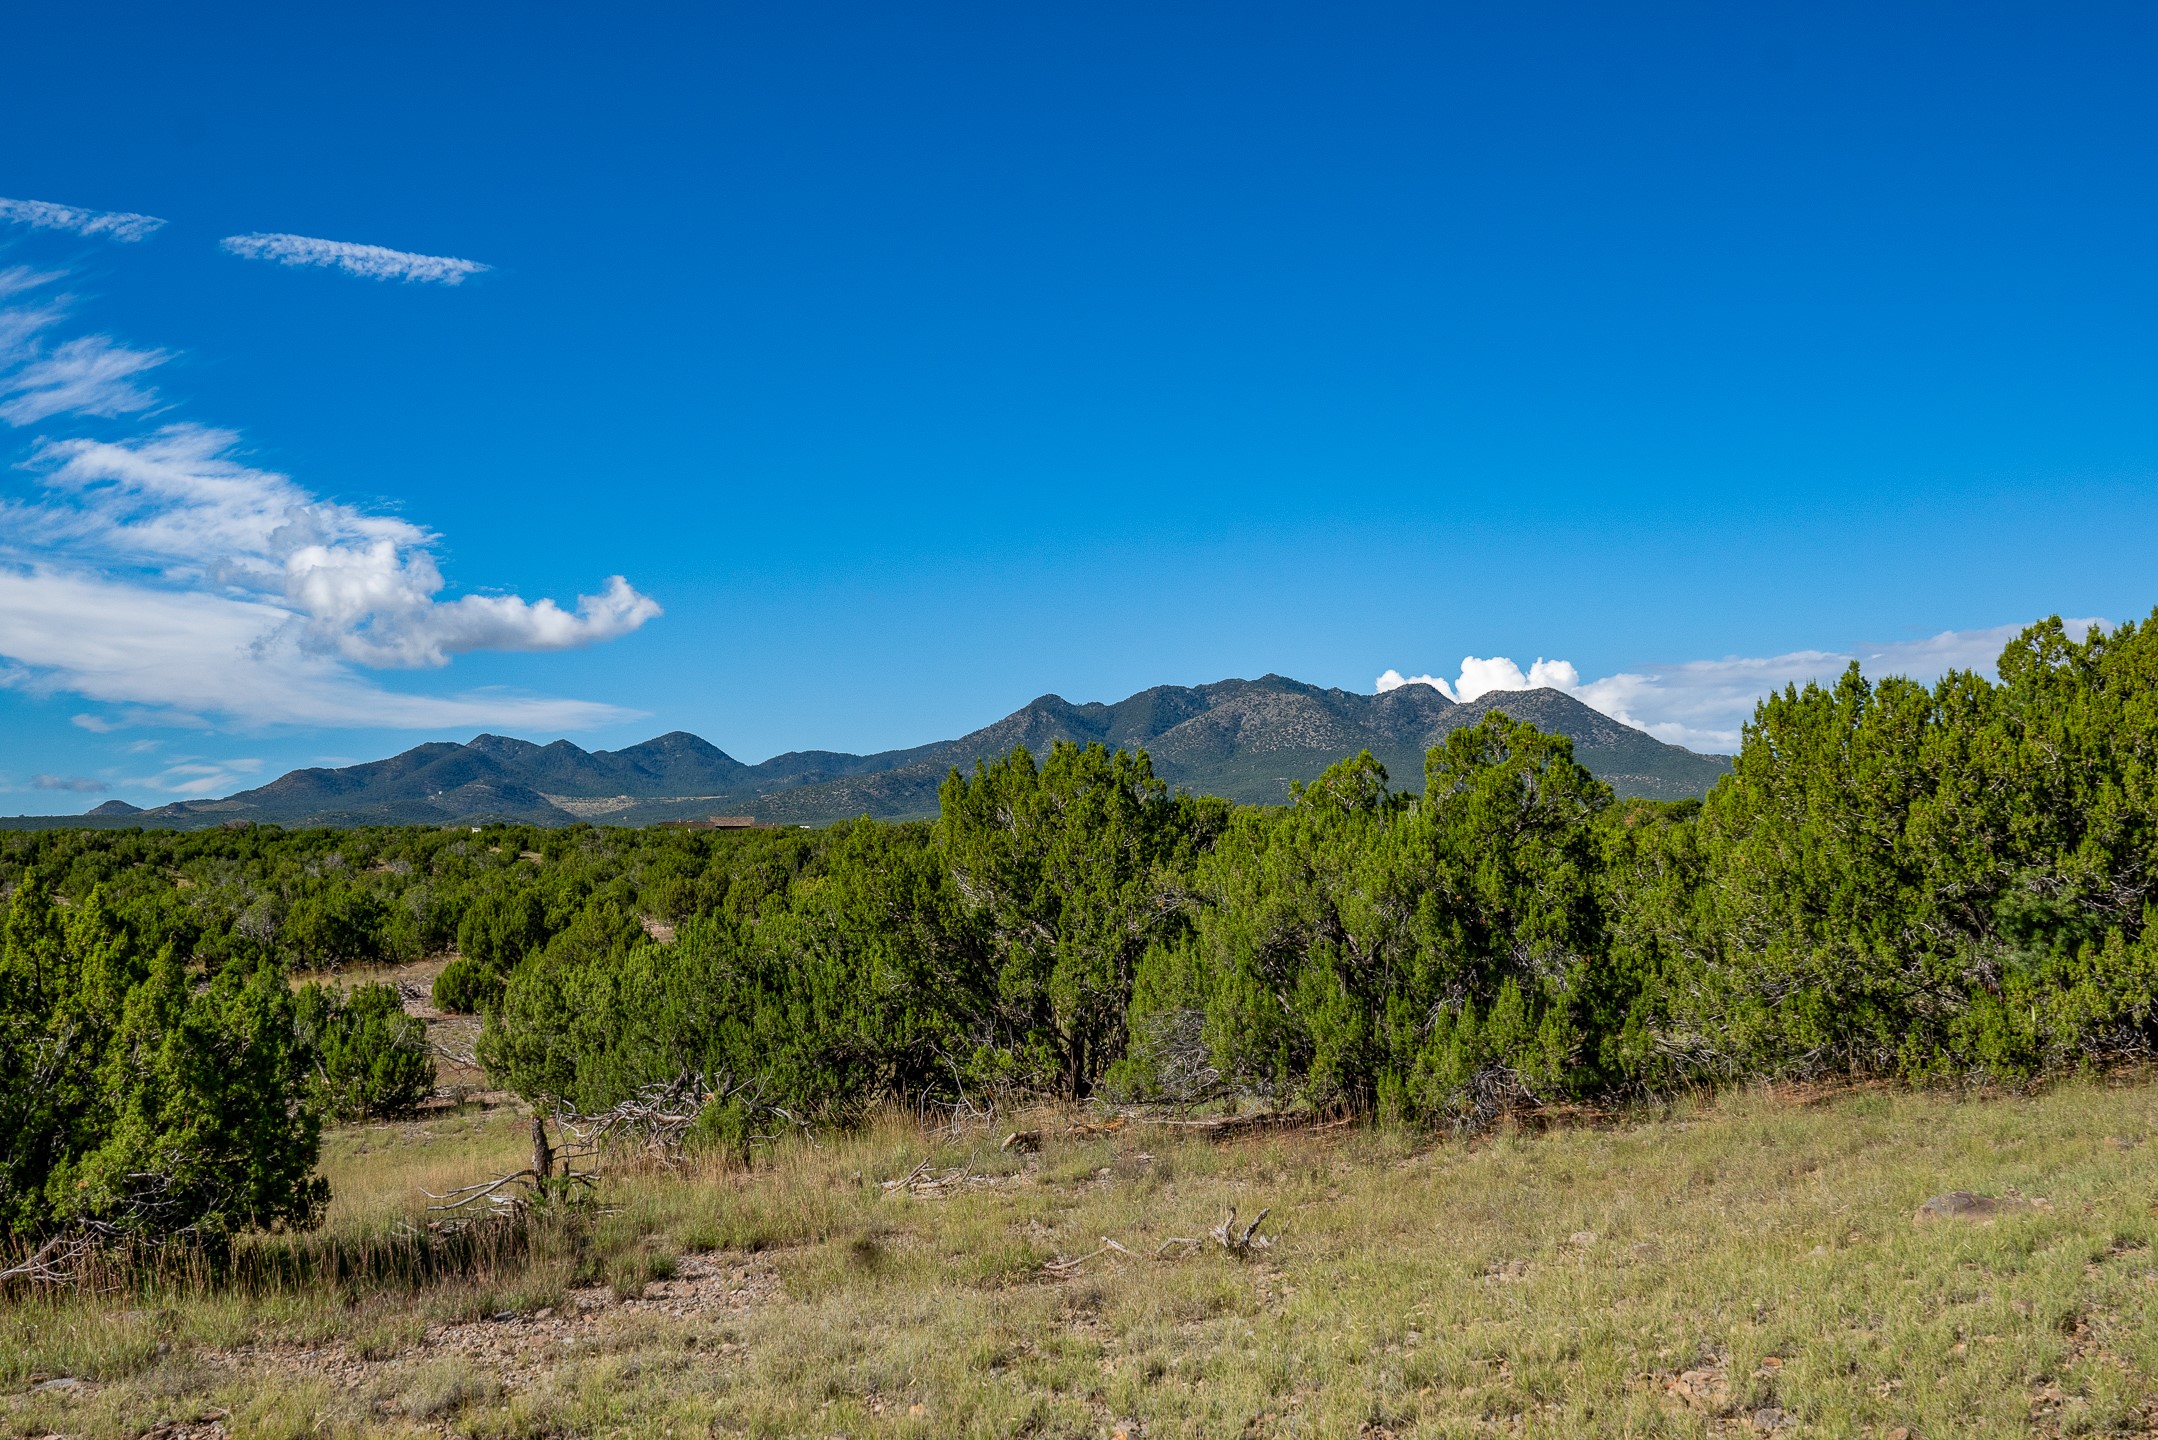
(1212, 1205, 1273, 1258)
(550, 1070, 799, 1167)
(880, 1158, 975, 1196)
(431, 1039, 480, 1068)
(1054, 1208, 1276, 1272)
(1043, 1237, 1134, 1276)
(423, 1170, 539, 1212)
(0, 1233, 85, 1287)
(419, 1114, 597, 1234)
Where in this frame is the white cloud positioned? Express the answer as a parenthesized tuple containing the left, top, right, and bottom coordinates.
(0, 564, 645, 731)
(220, 233, 489, 285)
(0, 268, 659, 733)
(32, 773, 107, 793)
(1378, 622, 2103, 754)
(0, 268, 169, 425)
(15, 426, 661, 669)
(1377, 656, 1582, 704)
(0, 334, 169, 425)
(130, 756, 265, 797)
(0, 196, 167, 243)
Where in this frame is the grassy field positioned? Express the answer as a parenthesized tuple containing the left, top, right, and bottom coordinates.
(7, 1078, 2158, 1439)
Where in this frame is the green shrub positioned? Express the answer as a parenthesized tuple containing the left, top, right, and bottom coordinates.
(1126, 726, 1625, 1124)
(456, 887, 550, 974)
(281, 882, 391, 969)
(432, 954, 502, 1014)
(0, 881, 325, 1241)
(294, 981, 434, 1121)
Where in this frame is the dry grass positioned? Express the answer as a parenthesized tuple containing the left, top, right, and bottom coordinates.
(7, 1079, 2158, 1438)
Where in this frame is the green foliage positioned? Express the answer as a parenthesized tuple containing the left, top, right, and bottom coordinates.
(1666, 614, 2158, 1082)
(281, 882, 394, 969)
(455, 885, 551, 975)
(10, 609, 2158, 1152)
(936, 742, 1227, 1096)
(482, 821, 985, 1120)
(0, 880, 325, 1241)
(1124, 729, 1625, 1123)
(294, 982, 435, 1121)
(431, 955, 501, 1014)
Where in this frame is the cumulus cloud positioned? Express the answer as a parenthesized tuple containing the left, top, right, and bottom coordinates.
(0, 196, 166, 243)
(1378, 656, 1582, 704)
(32, 773, 107, 793)
(0, 269, 658, 732)
(220, 233, 489, 285)
(1377, 622, 2104, 753)
(15, 426, 660, 669)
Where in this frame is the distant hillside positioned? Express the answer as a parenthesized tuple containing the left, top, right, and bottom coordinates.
(5, 677, 1731, 830)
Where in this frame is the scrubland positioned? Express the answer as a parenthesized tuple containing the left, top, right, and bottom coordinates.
(9, 1077, 2158, 1440)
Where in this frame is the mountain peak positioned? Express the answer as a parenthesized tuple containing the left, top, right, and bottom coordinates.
(10, 675, 1730, 831)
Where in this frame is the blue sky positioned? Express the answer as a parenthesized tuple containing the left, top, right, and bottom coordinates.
(3, 2, 2156, 807)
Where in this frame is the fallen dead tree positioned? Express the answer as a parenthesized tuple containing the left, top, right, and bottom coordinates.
(421, 1073, 802, 1232)
(551, 1071, 803, 1168)
(421, 1114, 595, 1234)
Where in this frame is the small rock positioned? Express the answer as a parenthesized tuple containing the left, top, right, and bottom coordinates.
(491, 1310, 517, 1323)
(1567, 1230, 1597, 1248)
(32, 1377, 84, 1393)
(1631, 1241, 1662, 1262)
(534, 1307, 554, 1320)
(1750, 1407, 1795, 1432)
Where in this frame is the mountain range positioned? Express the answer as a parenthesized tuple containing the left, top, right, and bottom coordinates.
(10, 677, 1731, 830)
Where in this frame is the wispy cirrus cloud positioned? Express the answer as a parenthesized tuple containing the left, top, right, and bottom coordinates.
(1378, 621, 2105, 754)
(220, 232, 489, 285)
(0, 196, 167, 243)
(0, 334, 170, 425)
(0, 265, 170, 425)
(0, 265, 659, 734)
(130, 756, 265, 797)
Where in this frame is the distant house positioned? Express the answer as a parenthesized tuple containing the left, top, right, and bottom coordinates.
(658, 815, 760, 830)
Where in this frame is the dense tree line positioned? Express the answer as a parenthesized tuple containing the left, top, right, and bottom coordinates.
(6, 613, 2158, 1244)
